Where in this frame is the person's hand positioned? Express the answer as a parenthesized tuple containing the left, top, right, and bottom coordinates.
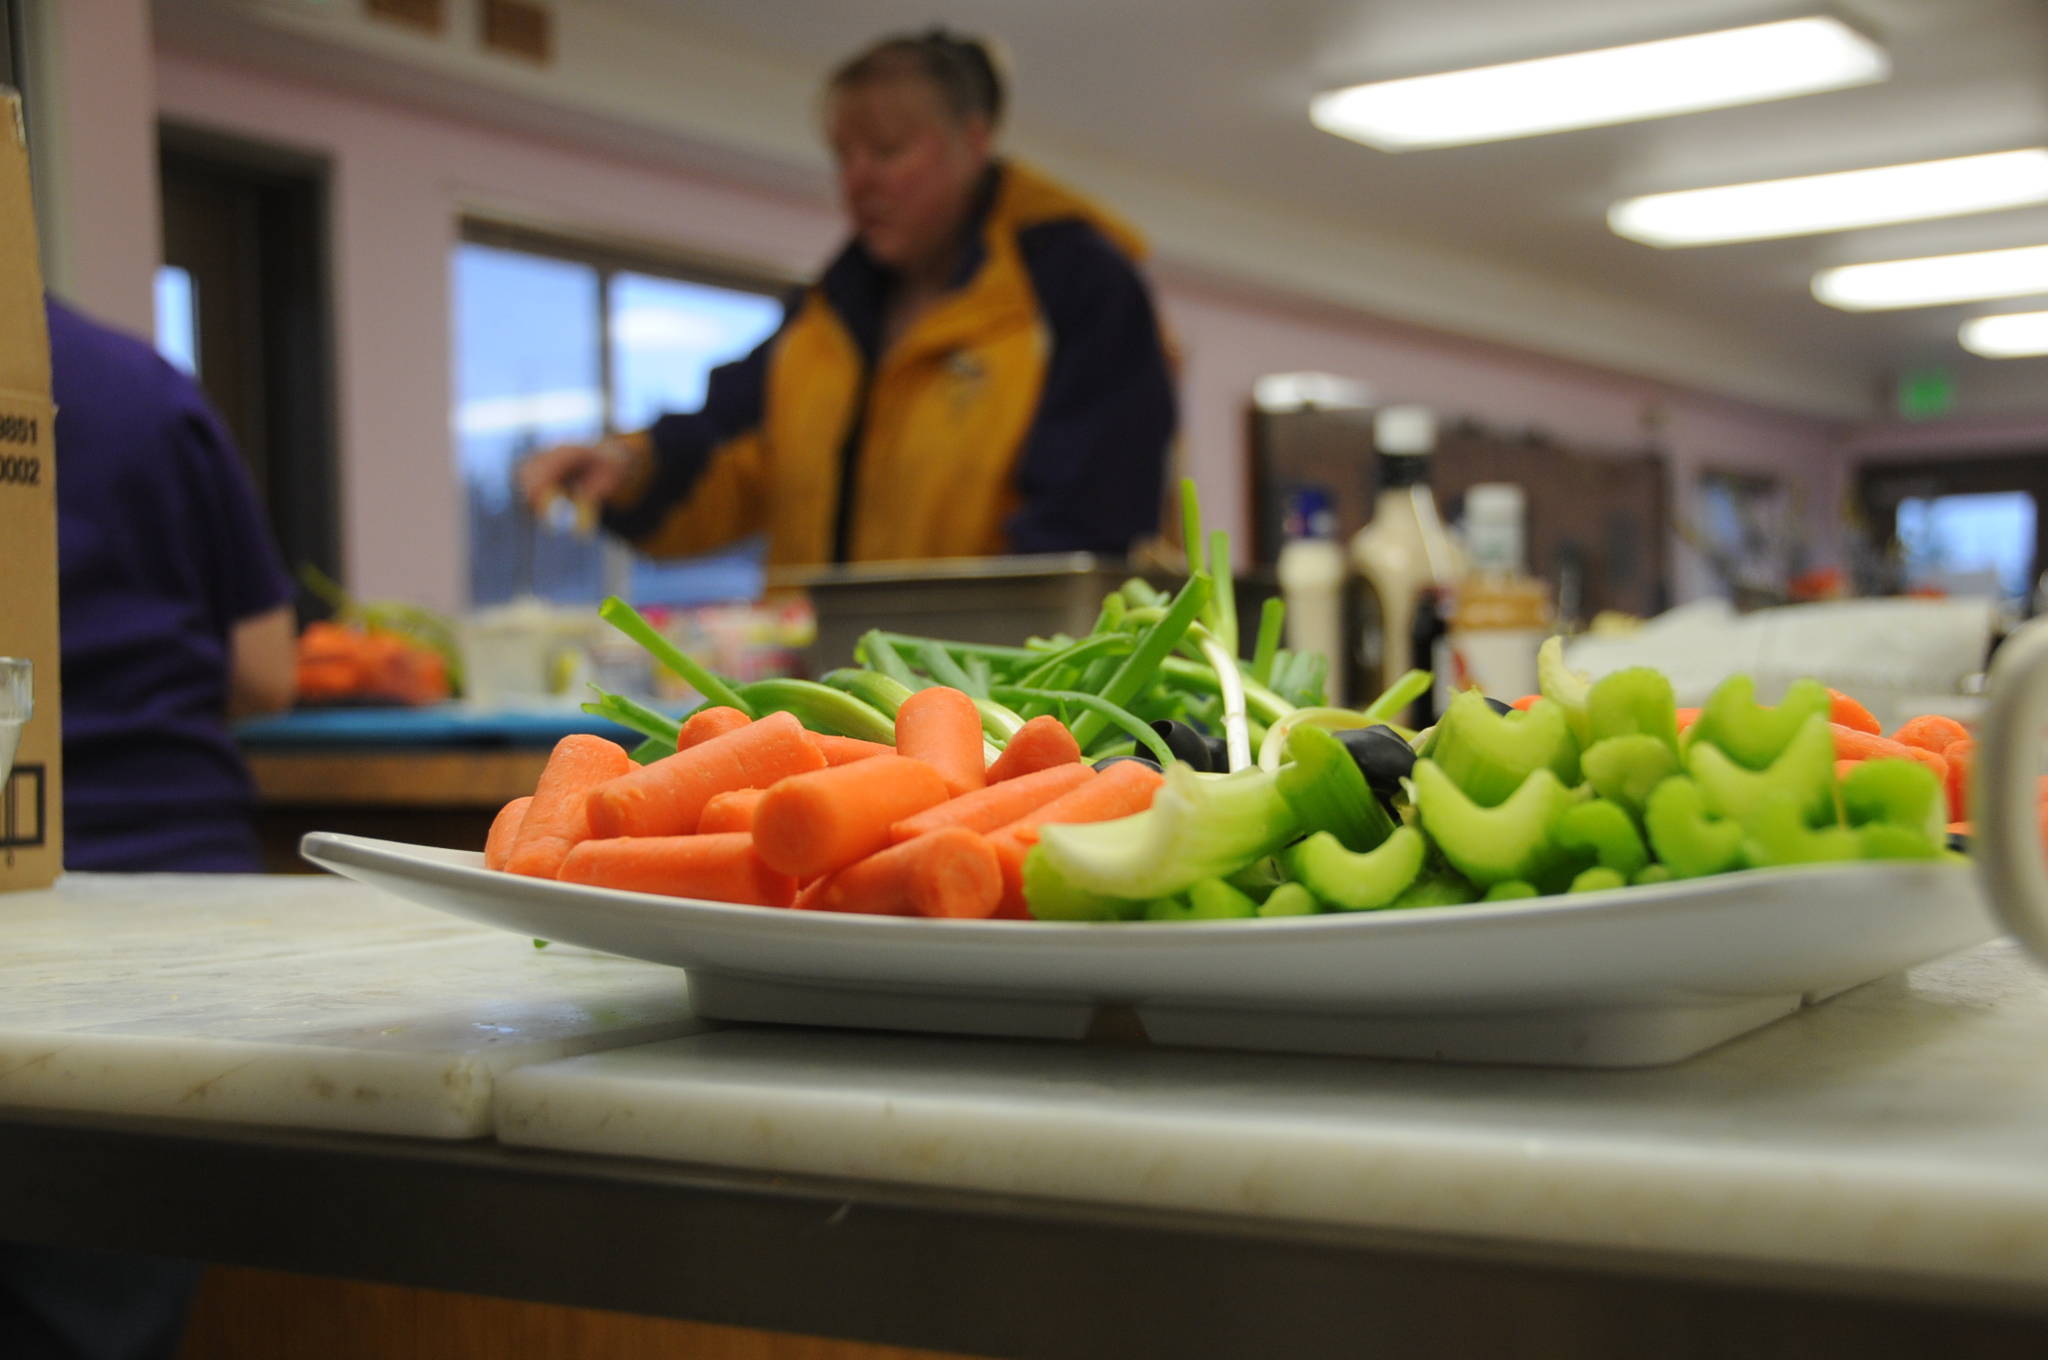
(517, 437, 638, 518)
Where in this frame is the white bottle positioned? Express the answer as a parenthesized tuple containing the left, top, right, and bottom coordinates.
(1349, 405, 1462, 709)
(1438, 483, 1550, 708)
(1276, 487, 1348, 706)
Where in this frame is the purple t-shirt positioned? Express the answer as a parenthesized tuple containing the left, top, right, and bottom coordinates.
(48, 299, 292, 871)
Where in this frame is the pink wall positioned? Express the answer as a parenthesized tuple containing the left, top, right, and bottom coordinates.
(153, 49, 1844, 611)
(1163, 276, 1843, 600)
(1844, 412, 2048, 462)
(37, 0, 160, 333)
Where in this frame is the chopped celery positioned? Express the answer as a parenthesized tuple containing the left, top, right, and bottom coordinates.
(1385, 866, 1480, 909)
(1410, 760, 1580, 888)
(1482, 880, 1539, 902)
(1278, 725, 1397, 851)
(1580, 735, 1680, 819)
(1554, 799, 1650, 877)
(1587, 667, 1679, 753)
(1019, 849, 1141, 922)
(1536, 635, 1592, 746)
(1858, 823, 1946, 861)
(1740, 791, 1861, 868)
(1422, 690, 1580, 808)
(1569, 866, 1628, 894)
(1687, 675, 1830, 772)
(1190, 877, 1258, 919)
(1643, 777, 1743, 880)
(1284, 827, 1427, 911)
(1256, 706, 1378, 772)
(1840, 758, 1947, 847)
(1257, 882, 1322, 917)
(1632, 863, 1675, 887)
(1225, 856, 1288, 898)
(1688, 713, 1837, 829)
(1033, 763, 1300, 900)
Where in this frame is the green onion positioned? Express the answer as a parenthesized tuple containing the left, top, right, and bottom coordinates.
(598, 596, 752, 715)
(1067, 572, 1212, 750)
(1250, 597, 1285, 685)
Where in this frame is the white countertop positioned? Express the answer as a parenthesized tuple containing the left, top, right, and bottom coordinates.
(0, 872, 708, 1137)
(498, 938, 2048, 1292)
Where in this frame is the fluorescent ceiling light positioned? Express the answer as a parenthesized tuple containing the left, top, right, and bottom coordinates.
(1310, 16, 1888, 152)
(1814, 245, 2048, 311)
(1961, 311, 2048, 358)
(1612, 150, 2048, 248)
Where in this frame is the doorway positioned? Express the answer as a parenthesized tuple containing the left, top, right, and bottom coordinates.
(157, 123, 340, 602)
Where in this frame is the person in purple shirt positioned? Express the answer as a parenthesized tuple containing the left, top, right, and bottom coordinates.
(46, 295, 296, 871)
(0, 300, 295, 1360)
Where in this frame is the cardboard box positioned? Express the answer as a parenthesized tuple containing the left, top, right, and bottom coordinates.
(0, 90, 62, 889)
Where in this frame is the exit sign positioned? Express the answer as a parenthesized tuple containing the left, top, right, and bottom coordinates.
(1895, 368, 1956, 421)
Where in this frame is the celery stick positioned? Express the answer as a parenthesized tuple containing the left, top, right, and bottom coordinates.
(1285, 827, 1426, 911)
(1035, 763, 1300, 900)
(1410, 760, 1579, 888)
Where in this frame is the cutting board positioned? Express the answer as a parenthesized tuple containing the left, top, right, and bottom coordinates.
(0, 872, 708, 1137)
(496, 940, 2048, 1290)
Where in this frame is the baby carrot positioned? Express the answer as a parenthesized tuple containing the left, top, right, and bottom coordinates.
(984, 715, 1082, 783)
(1892, 713, 1971, 755)
(557, 833, 797, 908)
(888, 762, 1095, 844)
(504, 735, 634, 879)
(809, 826, 1003, 919)
(1945, 739, 1975, 823)
(1827, 688, 1881, 736)
(483, 795, 532, 871)
(991, 757, 1164, 844)
(752, 754, 951, 880)
(894, 685, 986, 797)
(810, 733, 895, 766)
(987, 759, 1166, 917)
(696, 787, 766, 835)
(677, 705, 752, 751)
(1675, 707, 1701, 733)
(585, 710, 825, 840)
(1832, 724, 1951, 790)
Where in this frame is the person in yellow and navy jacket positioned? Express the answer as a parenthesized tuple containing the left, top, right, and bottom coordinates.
(520, 29, 1176, 565)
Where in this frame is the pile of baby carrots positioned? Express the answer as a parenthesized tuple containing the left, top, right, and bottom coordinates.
(481, 687, 1163, 919)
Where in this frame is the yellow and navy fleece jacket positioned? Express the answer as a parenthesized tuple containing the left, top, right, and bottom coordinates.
(603, 160, 1176, 566)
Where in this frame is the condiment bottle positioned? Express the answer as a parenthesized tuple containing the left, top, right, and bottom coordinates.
(1349, 405, 1462, 712)
(1275, 486, 1347, 705)
(1436, 483, 1551, 711)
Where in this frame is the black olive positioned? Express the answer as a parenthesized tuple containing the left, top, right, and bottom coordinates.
(1334, 725, 1416, 796)
(1482, 696, 1515, 715)
(1201, 734, 1231, 771)
(1150, 719, 1216, 771)
(1093, 754, 1164, 773)
(1946, 830, 1971, 855)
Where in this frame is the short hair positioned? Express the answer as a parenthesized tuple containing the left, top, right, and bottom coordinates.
(827, 28, 1005, 128)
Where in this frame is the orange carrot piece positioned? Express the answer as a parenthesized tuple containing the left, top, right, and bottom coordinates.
(557, 833, 797, 907)
(1827, 688, 1881, 736)
(987, 760, 1167, 918)
(1945, 739, 1975, 824)
(585, 710, 825, 840)
(790, 877, 832, 911)
(1675, 707, 1701, 732)
(1892, 714, 1971, 755)
(984, 715, 1083, 783)
(696, 787, 766, 835)
(751, 754, 951, 880)
(504, 735, 634, 879)
(894, 685, 986, 797)
(809, 827, 1003, 919)
(1509, 695, 1541, 713)
(676, 705, 752, 751)
(810, 733, 896, 766)
(483, 795, 532, 871)
(991, 757, 1165, 845)
(888, 762, 1096, 844)
(1834, 759, 1861, 785)
(1831, 724, 1918, 764)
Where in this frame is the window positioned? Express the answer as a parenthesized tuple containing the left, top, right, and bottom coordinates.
(1897, 491, 2037, 600)
(453, 225, 788, 609)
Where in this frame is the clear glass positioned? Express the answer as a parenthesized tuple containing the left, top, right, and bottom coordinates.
(452, 242, 606, 606)
(607, 270, 783, 607)
(0, 657, 30, 780)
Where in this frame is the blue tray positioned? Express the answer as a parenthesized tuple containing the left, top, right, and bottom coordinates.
(235, 704, 661, 750)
